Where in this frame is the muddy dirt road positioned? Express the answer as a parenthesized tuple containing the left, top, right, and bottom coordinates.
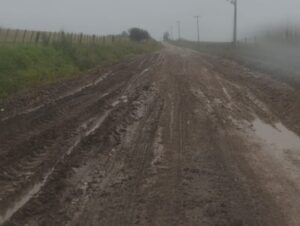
(1, 45, 300, 226)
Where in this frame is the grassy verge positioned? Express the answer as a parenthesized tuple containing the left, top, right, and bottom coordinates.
(0, 40, 160, 97)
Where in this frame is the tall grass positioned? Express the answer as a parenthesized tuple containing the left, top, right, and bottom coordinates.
(0, 39, 160, 97)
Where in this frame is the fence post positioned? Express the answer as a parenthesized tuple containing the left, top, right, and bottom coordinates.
(22, 30, 27, 43)
(4, 29, 10, 43)
(79, 33, 83, 44)
(52, 32, 56, 42)
(48, 32, 52, 44)
(69, 33, 73, 44)
(35, 32, 40, 44)
(29, 31, 35, 43)
(14, 29, 19, 43)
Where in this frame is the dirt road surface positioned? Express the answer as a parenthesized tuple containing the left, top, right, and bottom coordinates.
(1, 45, 300, 226)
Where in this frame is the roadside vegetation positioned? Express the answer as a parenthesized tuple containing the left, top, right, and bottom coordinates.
(171, 34, 300, 90)
(170, 39, 233, 56)
(0, 28, 159, 98)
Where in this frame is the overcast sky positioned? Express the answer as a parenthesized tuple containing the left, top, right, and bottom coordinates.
(0, 0, 300, 42)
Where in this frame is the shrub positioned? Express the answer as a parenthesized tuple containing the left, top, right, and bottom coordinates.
(128, 28, 151, 42)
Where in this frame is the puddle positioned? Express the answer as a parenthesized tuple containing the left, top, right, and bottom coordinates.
(0, 111, 112, 225)
(246, 118, 300, 224)
(251, 118, 300, 182)
(252, 118, 300, 152)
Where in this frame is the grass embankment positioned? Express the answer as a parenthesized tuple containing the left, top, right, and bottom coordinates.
(0, 40, 160, 97)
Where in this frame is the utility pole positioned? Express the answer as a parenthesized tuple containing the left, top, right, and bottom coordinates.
(194, 16, 200, 42)
(170, 26, 174, 40)
(177, 21, 181, 40)
(233, 0, 237, 46)
(227, 0, 237, 46)
(227, 0, 238, 46)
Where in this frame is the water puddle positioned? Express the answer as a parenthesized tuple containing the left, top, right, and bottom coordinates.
(252, 118, 300, 152)
(251, 118, 300, 181)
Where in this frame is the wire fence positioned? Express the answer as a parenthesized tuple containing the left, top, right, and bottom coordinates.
(0, 28, 128, 45)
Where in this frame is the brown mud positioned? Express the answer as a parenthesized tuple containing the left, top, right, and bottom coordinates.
(1, 45, 300, 226)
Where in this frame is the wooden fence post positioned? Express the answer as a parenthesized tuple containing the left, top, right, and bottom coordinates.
(79, 33, 83, 44)
(48, 32, 52, 44)
(4, 29, 10, 43)
(35, 32, 40, 44)
(14, 29, 19, 43)
(69, 33, 73, 43)
(29, 31, 35, 43)
(22, 30, 27, 43)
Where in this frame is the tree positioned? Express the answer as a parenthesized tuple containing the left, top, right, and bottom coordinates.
(163, 32, 170, 41)
(128, 28, 151, 42)
(120, 31, 129, 37)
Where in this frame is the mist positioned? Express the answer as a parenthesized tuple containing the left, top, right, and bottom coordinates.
(1, 0, 300, 41)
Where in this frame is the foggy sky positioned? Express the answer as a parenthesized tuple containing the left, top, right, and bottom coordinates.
(0, 0, 300, 42)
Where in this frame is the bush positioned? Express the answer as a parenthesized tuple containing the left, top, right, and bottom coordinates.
(163, 32, 170, 41)
(128, 28, 151, 42)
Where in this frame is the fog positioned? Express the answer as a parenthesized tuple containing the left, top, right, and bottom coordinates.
(0, 0, 300, 41)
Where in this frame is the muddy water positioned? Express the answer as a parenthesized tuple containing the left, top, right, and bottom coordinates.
(253, 118, 300, 152)
(252, 118, 300, 183)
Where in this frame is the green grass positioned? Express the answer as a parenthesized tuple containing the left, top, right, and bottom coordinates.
(0, 40, 160, 98)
